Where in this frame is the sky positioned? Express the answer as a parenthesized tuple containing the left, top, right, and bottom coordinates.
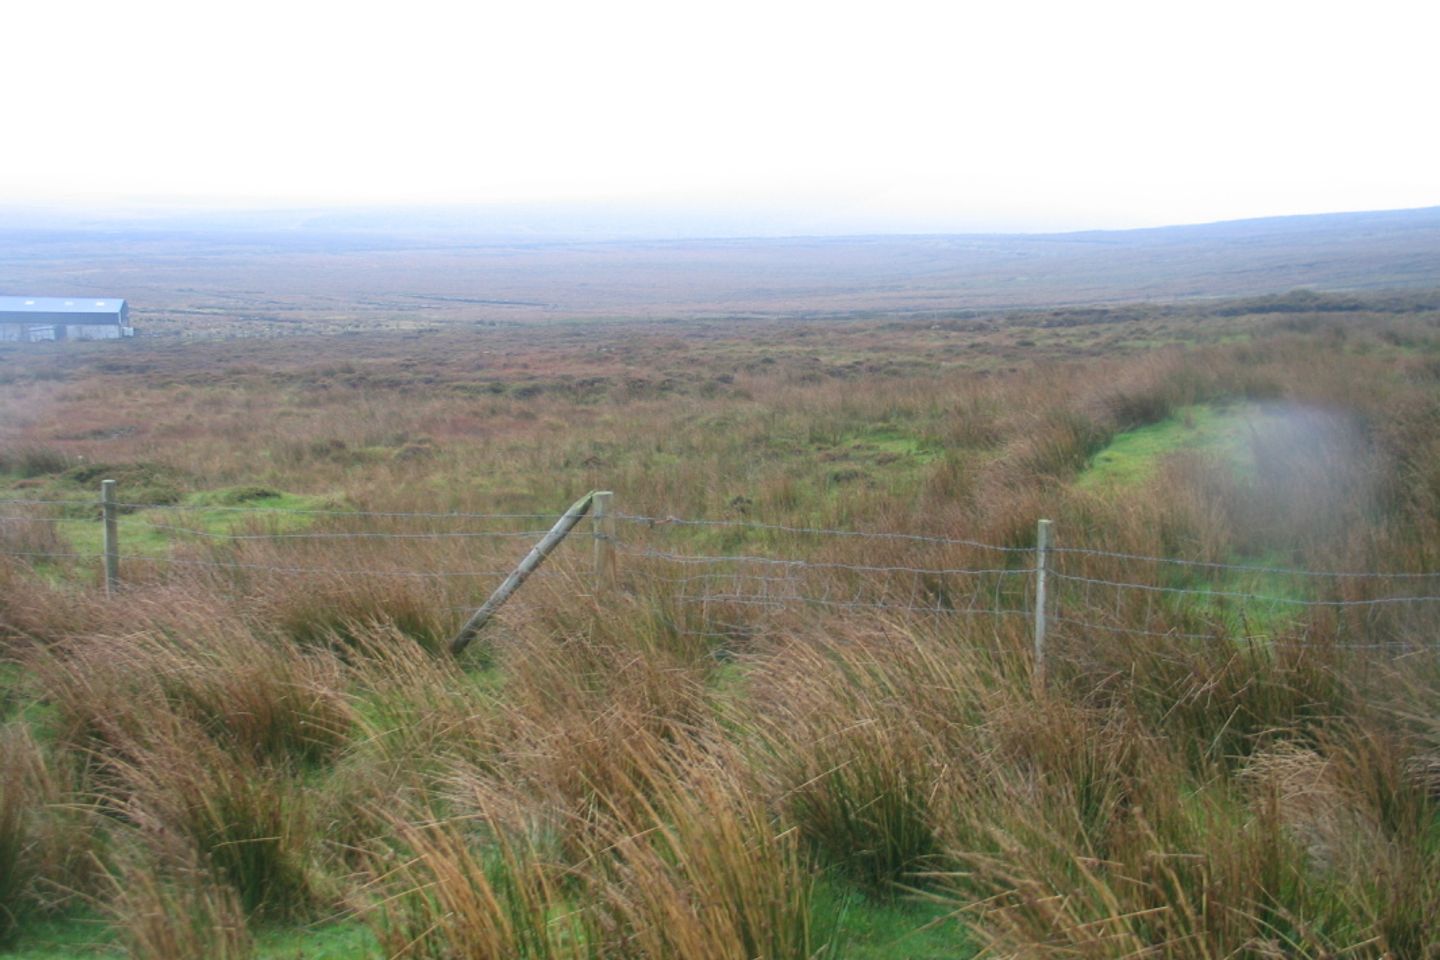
(2, 0, 1437, 234)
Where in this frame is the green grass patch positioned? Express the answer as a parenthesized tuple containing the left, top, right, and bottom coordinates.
(0, 915, 115, 959)
(1077, 402, 1280, 491)
(0, 664, 59, 736)
(1162, 558, 1311, 638)
(1076, 407, 1320, 636)
(815, 880, 976, 960)
(52, 487, 336, 559)
(844, 427, 942, 465)
(252, 920, 379, 959)
(2, 916, 379, 959)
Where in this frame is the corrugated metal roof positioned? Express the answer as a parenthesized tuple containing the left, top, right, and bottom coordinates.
(0, 296, 127, 315)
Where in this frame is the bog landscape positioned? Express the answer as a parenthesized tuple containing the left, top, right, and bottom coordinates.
(3, 209, 1440, 958)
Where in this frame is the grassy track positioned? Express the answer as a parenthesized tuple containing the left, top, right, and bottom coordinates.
(1076, 402, 1276, 490)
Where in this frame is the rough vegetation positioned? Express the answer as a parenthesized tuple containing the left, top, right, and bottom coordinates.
(1, 291, 1438, 957)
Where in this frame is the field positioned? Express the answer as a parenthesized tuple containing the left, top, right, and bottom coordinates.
(3, 206, 1440, 335)
(3, 283, 1440, 958)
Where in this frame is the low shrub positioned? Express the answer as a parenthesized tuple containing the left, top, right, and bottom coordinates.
(0, 446, 71, 478)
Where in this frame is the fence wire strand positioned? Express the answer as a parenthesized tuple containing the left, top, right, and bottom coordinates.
(113, 518, 554, 541)
(617, 543, 1024, 578)
(1051, 543, 1440, 579)
(1049, 571, 1440, 607)
(4, 496, 1439, 653)
(0, 496, 560, 522)
(614, 512, 1036, 552)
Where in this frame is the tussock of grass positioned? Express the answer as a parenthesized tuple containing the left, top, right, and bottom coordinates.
(109, 862, 254, 960)
(0, 447, 72, 479)
(107, 714, 316, 921)
(589, 742, 829, 960)
(364, 811, 584, 960)
(0, 724, 100, 948)
(742, 634, 952, 893)
(258, 569, 450, 652)
(367, 740, 828, 960)
(30, 599, 353, 768)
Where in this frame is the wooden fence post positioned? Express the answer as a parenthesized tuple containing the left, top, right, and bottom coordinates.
(1033, 518, 1051, 693)
(101, 479, 119, 597)
(592, 490, 615, 593)
(450, 491, 598, 656)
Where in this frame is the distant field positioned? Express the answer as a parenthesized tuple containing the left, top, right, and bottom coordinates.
(0, 206, 1437, 336)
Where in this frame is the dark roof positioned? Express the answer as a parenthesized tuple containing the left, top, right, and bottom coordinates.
(0, 296, 127, 315)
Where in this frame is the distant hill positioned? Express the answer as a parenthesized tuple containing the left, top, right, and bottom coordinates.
(0, 205, 1436, 329)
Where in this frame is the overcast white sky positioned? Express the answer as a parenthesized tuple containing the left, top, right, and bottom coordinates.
(2, 0, 1437, 233)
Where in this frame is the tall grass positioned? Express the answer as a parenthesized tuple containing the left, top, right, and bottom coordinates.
(0, 725, 38, 948)
(589, 740, 829, 960)
(0, 445, 71, 478)
(107, 713, 315, 920)
(256, 569, 451, 653)
(364, 810, 587, 960)
(30, 595, 352, 769)
(0, 724, 98, 947)
(109, 861, 254, 960)
(367, 736, 829, 960)
(741, 632, 958, 893)
(938, 720, 1440, 956)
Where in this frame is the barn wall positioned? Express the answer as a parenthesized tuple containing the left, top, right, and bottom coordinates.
(0, 311, 121, 325)
(67, 324, 124, 340)
(0, 324, 59, 342)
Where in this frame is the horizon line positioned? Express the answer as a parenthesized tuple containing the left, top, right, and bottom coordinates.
(1, 199, 1438, 245)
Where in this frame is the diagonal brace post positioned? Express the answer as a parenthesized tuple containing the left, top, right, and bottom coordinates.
(449, 491, 597, 655)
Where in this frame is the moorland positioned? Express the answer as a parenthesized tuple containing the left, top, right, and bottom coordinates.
(1, 223, 1440, 958)
(2, 205, 1439, 333)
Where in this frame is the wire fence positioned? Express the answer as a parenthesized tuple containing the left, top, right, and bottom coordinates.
(2, 493, 1438, 655)
(0, 496, 577, 639)
(610, 510, 1440, 651)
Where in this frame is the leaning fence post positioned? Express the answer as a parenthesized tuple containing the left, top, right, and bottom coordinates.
(592, 490, 615, 593)
(1033, 518, 1051, 693)
(101, 479, 119, 597)
(450, 491, 598, 656)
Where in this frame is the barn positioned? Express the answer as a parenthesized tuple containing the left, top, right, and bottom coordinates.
(0, 297, 134, 342)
